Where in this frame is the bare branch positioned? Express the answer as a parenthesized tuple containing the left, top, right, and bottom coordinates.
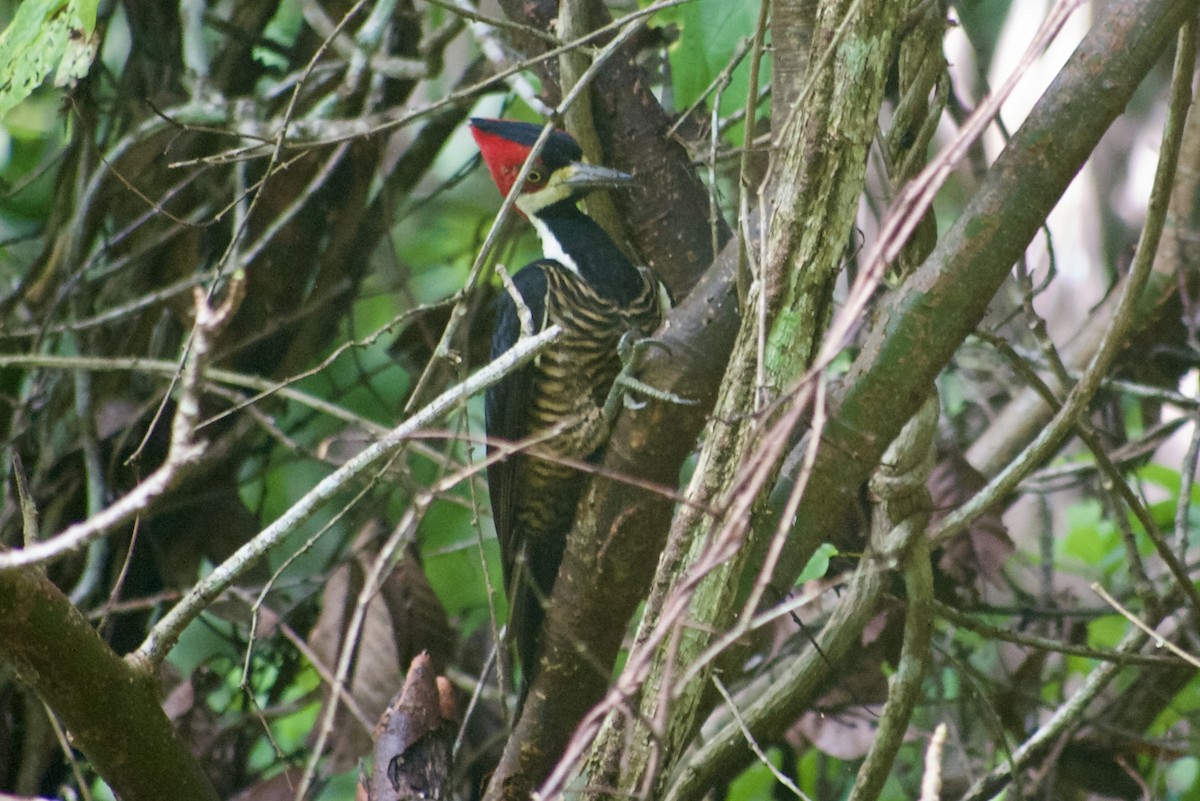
(0, 280, 243, 571)
(136, 324, 562, 668)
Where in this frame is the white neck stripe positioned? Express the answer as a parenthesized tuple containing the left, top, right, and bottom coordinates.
(528, 215, 581, 276)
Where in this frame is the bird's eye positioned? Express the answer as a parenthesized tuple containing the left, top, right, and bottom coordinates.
(526, 169, 543, 184)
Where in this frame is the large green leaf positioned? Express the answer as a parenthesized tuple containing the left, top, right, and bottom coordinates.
(657, 0, 766, 139)
(0, 0, 99, 118)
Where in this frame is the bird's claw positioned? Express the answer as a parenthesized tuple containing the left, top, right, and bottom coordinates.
(616, 374, 695, 407)
(603, 334, 698, 421)
(616, 331, 671, 364)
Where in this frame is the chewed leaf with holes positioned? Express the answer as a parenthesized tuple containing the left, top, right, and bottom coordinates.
(0, 0, 99, 119)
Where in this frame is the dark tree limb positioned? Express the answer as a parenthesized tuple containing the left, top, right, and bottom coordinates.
(0, 566, 219, 801)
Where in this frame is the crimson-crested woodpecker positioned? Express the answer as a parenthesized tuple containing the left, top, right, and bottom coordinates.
(469, 118, 662, 689)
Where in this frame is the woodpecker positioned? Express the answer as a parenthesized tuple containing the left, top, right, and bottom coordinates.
(469, 118, 662, 690)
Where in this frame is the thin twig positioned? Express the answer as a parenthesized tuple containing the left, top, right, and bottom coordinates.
(712, 677, 812, 801)
(167, 0, 692, 169)
(934, 600, 1183, 666)
(1091, 584, 1200, 670)
(0, 352, 392, 435)
(135, 324, 562, 667)
(932, 21, 1200, 629)
(957, 625, 1151, 801)
(0, 280, 244, 571)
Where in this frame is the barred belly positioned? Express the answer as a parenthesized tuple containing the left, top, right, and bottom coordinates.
(513, 264, 660, 540)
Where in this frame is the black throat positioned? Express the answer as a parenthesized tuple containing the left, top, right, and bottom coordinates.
(531, 200, 646, 306)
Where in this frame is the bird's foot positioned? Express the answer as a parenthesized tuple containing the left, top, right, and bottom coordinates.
(603, 333, 697, 420)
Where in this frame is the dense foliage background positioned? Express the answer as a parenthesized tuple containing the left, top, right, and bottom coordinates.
(2, 0, 1200, 800)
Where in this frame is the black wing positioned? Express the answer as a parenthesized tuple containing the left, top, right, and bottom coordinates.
(485, 262, 549, 591)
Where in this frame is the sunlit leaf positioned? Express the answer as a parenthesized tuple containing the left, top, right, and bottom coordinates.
(0, 0, 99, 117)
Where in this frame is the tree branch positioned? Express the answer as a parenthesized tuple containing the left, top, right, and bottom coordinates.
(0, 568, 220, 801)
(773, 0, 1200, 596)
(137, 324, 562, 668)
(0, 281, 243, 571)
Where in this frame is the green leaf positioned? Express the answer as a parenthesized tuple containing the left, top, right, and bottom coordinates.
(955, 0, 1014, 70)
(657, 0, 767, 141)
(1060, 500, 1115, 567)
(1166, 756, 1200, 799)
(1086, 614, 1125, 651)
(795, 542, 838, 584)
(1136, 462, 1200, 505)
(0, 0, 100, 119)
(726, 747, 783, 801)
